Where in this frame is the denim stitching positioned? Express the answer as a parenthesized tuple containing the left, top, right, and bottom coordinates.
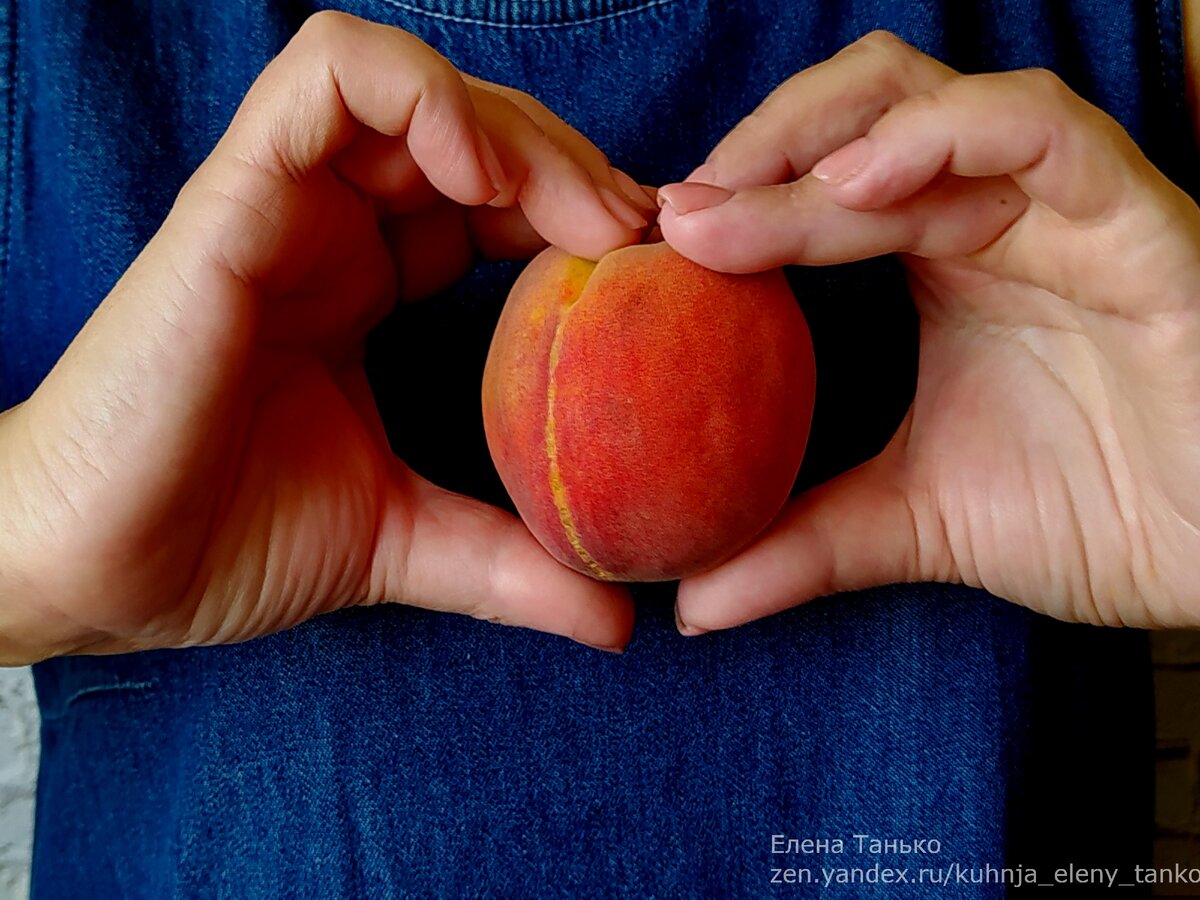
(1156, 0, 1171, 99)
(371, 0, 676, 29)
(41, 680, 156, 720)
(0, 0, 17, 390)
(1154, 0, 1192, 188)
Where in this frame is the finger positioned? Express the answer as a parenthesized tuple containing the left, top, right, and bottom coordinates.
(660, 171, 1028, 272)
(316, 47, 648, 260)
(216, 11, 501, 205)
(466, 204, 547, 260)
(675, 445, 943, 634)
(469, 88, 648, 259)
(465, 76, 659, 216)
(373, 473, 635, 651)
(811, 68, 1160, 222)
(381, 202, 474, 301)
(693, 31, 955, 189)
(333, 130, 444, 214)
(378, 201, 548, 303)
(337, 80, 657, 239)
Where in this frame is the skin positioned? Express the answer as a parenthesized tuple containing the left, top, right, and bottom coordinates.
(4, 8, 1200, 662)
(664, 15, 1200, 633)
(0, 12, 655, 664)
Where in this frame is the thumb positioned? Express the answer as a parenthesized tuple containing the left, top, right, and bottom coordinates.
(675, 442, 941, 634)
(371, 470, 636, 652)
(655, 173, 1025, 274)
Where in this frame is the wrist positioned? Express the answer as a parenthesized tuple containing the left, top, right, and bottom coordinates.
(0, 400, 97, 665)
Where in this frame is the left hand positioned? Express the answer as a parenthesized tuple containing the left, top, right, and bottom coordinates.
(0, 13, 651, 663)
(658, 31, 1200, 632)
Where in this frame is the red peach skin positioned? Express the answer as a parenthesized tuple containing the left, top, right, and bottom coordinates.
(482, 243, 815, 582)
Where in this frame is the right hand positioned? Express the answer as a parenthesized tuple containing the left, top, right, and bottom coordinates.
(659, 32, 1200, 633)
(0, 11, 652, 664)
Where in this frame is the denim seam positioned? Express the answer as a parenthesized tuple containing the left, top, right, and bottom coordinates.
(1157, 0, 1171, 98)
(1158, 1, 1187, 125)
(1155, 0, 1194, 191)
(372, 0, 676, 29)
(41, 680, 156, 720)
(0, 0, 16, 371)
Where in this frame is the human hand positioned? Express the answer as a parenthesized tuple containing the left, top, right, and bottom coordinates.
(0, 11, 654, 664)
(659, 32, 1200, 631)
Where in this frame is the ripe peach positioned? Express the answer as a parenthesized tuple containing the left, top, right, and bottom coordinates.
(481, 242, 815, 582)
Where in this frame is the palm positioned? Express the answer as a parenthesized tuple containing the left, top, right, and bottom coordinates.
(875, 228, 1200, 625)
(49, 165, 411, 649)
(176, 170, 401, 643)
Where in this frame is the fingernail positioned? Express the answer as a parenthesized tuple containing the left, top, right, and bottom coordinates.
(657, 182, 735, 215)
(812, 136, 873, 185)
(612, 169, 659, 213)
(675, 605, 708, 637)
(582, 639, 625, 654)
(687, 162, 718, 183)
(599, 186, 649, 231)
(475, 127, 508, 197)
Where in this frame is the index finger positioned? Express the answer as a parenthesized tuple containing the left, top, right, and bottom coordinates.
(216, 11, 499, 206)
(695, 31, 956, 189)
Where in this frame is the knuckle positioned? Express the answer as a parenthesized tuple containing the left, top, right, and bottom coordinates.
(839, 30, 923, 98)
(426, 59, 463, 98)
(1012, 67, 1109, 135)
(414, 46, 465, 97)
(296, 9, 355, 50)
(854, 29, 912, 59)
(1017, 66, 1071, 102)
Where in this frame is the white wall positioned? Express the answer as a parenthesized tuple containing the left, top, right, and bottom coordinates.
(0, 668, 36, 900)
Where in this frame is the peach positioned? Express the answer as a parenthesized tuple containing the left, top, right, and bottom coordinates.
(481, 242, 815, 582)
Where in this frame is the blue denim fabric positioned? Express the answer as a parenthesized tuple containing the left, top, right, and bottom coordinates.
(1, 0, 1172, 896)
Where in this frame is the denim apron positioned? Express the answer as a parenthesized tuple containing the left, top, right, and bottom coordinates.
(3, 1, 1181, 896)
